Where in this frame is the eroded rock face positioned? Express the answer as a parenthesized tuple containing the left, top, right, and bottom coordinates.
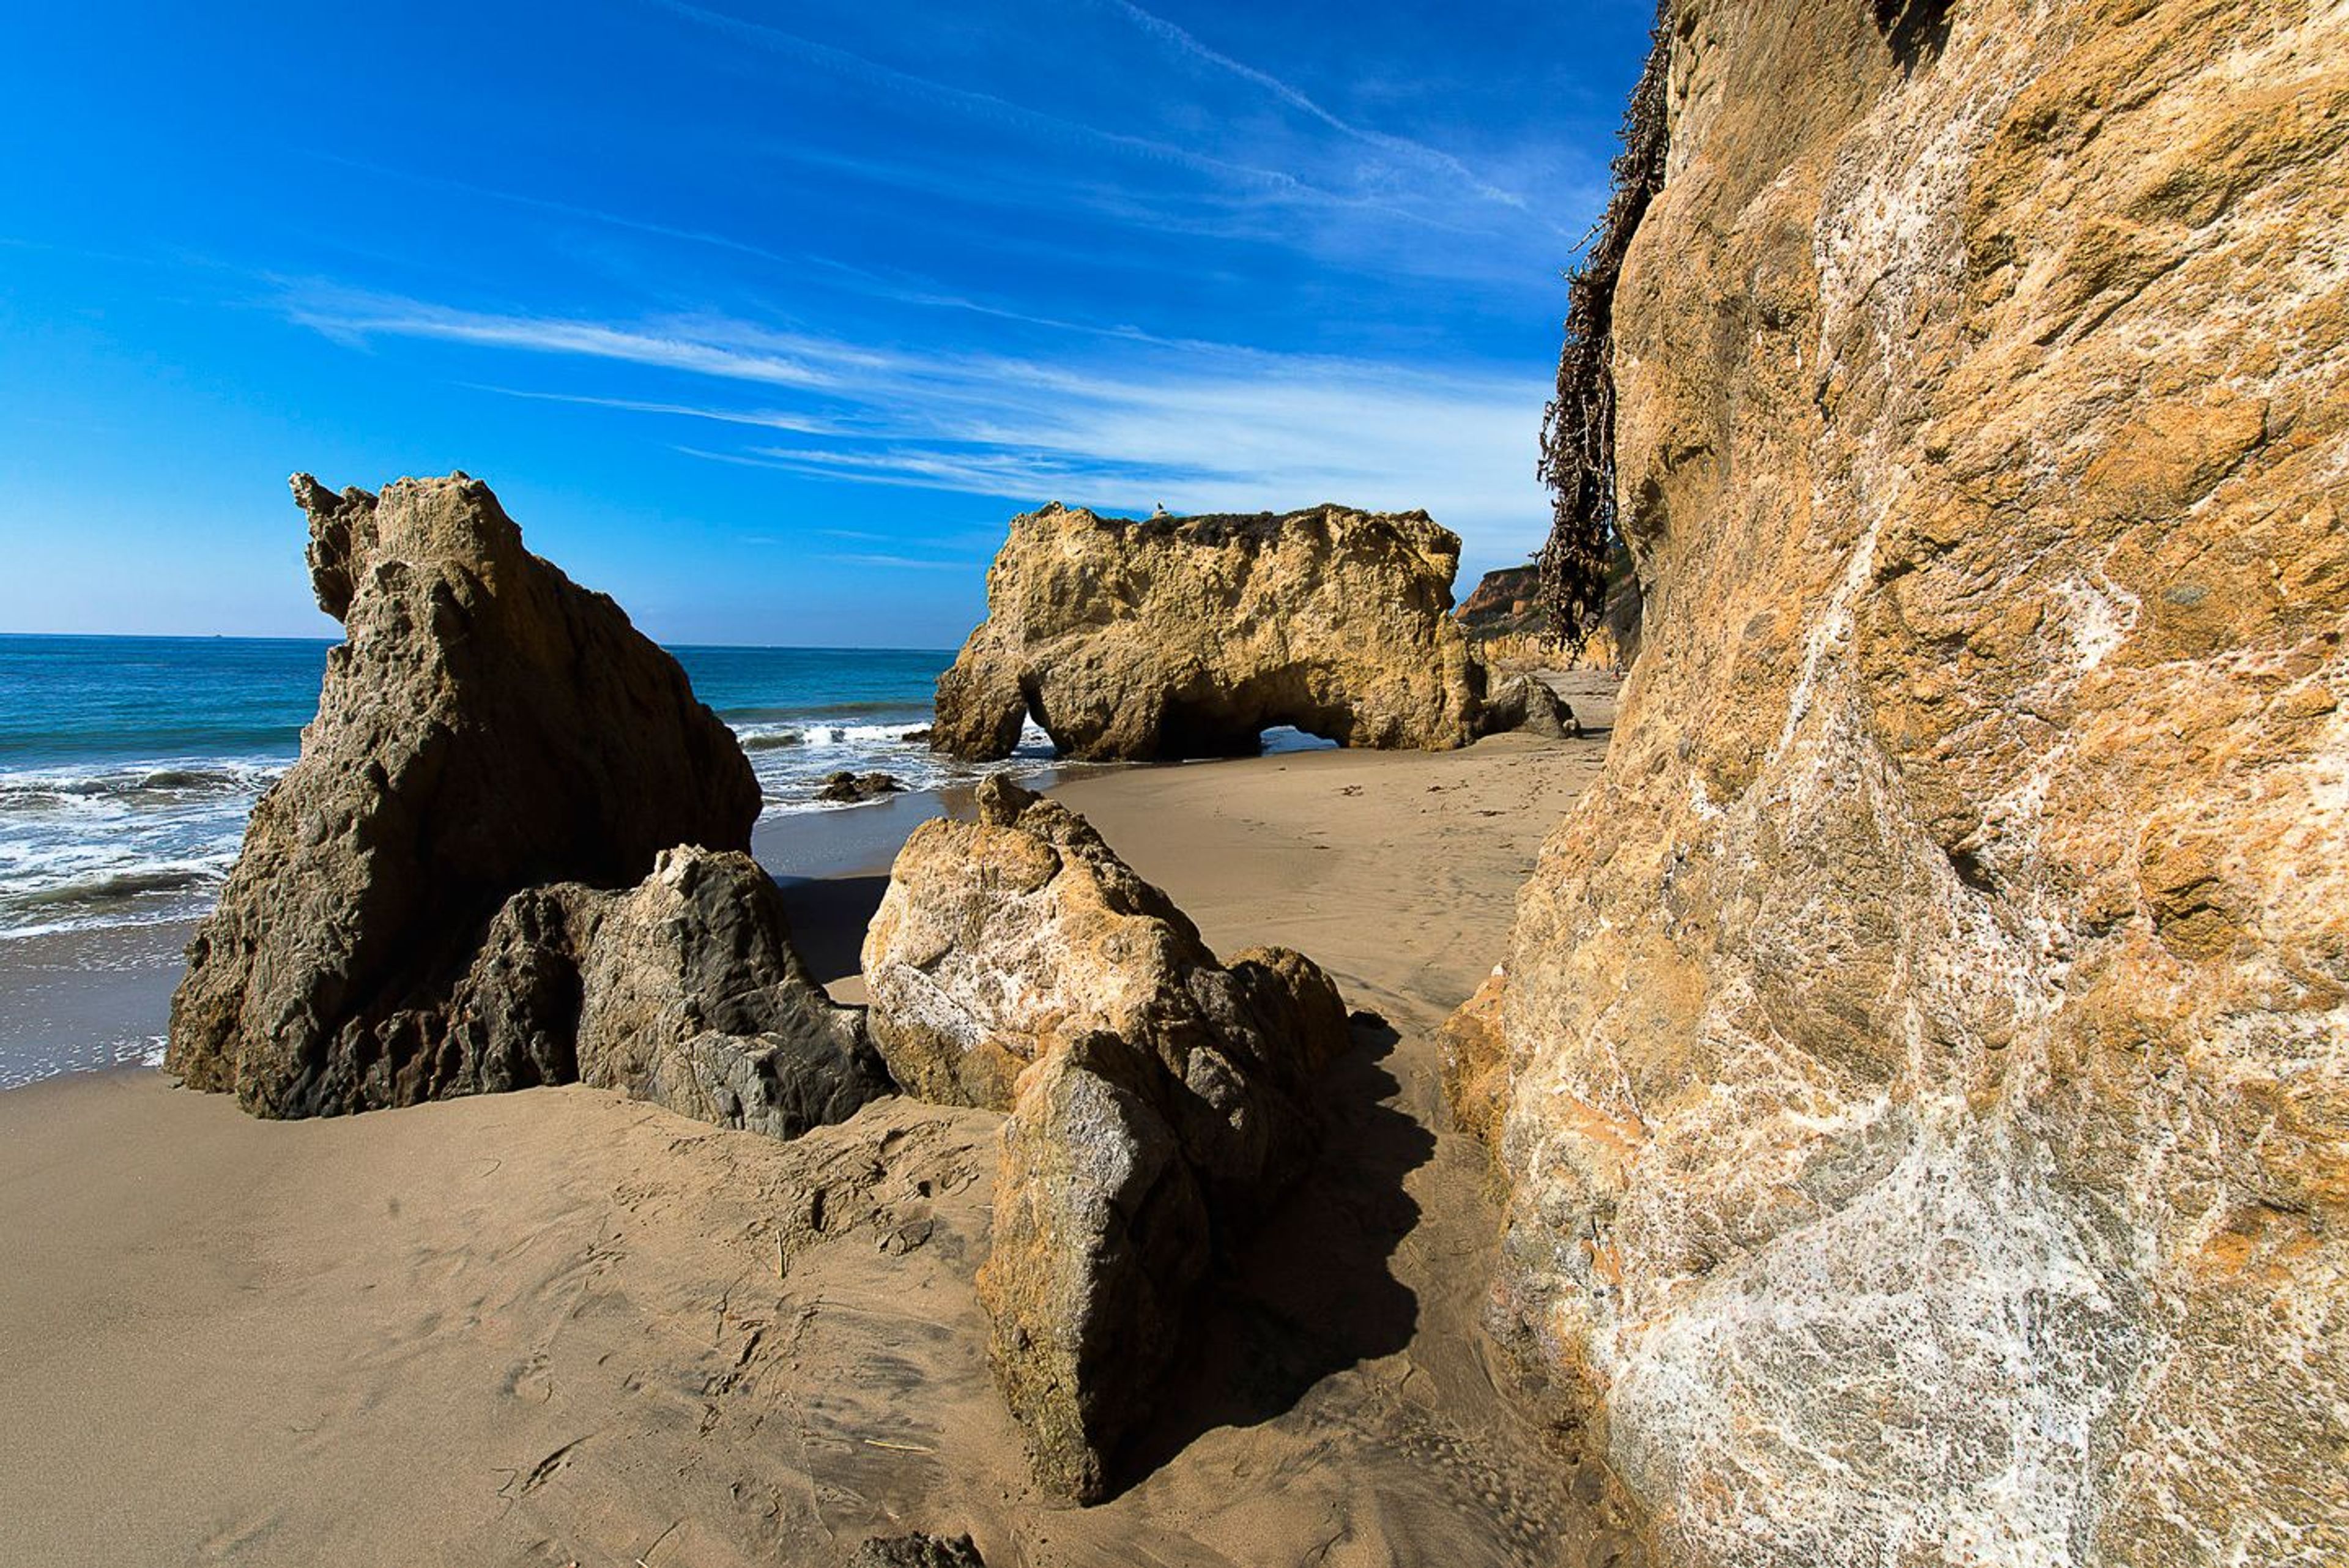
(978, 1037, 1210, 1503)
(932, 503, 1483, 760)
(1438, 967, 1509, 1156)
(168, 475, 883, 1136)
(1471, 4, 2349, 1565)
(866, 776, 1348, 1498)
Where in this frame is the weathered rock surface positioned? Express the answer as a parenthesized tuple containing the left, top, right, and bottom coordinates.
(1477, 674, 1579, 740)
(932, 503, 1483, 760)
(1437, 967, 1510, 1156)
(979, 1037, 1211, 1503)
(863, 776, 1349, 1126)
(1457, 563, 1545, 639)
(865, 776, 1348, 1499)
(169, 474, 884, 1136)
(453, 847, 889, 1139)
(1468, 3, 2349, 1565)
(1457, 554, 1640, 671)
(845, 1532, 986, 1568)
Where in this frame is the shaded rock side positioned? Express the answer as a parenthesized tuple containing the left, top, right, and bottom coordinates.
(864, 776, 1349, 1498)
(1473, 4, 2349, 1567)
(453, 847, 890, 1140)
(166, 474, 836, 1126)
(932, 503, 1483, 760)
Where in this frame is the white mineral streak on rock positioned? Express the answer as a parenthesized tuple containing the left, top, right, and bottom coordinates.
(1461, 1, 2349, 1562)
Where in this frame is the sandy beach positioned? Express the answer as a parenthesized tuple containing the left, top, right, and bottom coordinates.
(0, 675, 1639, 1568)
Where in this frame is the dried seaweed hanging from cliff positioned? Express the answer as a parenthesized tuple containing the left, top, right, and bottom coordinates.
(1535, 4, 1672, 653)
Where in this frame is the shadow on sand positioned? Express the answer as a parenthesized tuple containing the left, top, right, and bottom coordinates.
(773, 872, 892, 989)
(1116, 1014, 1434, 1495)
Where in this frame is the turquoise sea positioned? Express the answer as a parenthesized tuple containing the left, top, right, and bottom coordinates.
(0, 634, 1059, 946)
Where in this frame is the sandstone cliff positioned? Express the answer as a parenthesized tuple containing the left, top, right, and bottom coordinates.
(169, 475, 884, 1134)
(1458, 556, 1638, 671)
(1457, 564, 1546, 640)
(1467, 2, 2349, 1565)
(932, 503, 1483, 759)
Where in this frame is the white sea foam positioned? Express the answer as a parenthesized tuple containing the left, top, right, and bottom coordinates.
(742, 715, 1069, 814)
(0, 757, 282, 940)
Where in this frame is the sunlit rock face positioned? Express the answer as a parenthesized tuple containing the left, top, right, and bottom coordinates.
(864, 776, 1350, 1500)
(1471, 1, 2349, 1564)
(932, 503, 1483, 760)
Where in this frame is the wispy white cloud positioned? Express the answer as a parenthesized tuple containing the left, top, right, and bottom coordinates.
(289, 287, 1554, 559)
(1099, 0, 1556, 226)
(472, 384, 849, 436)
(820, 551, 992, 572)
(651, 1, 1449, 232)
(289, 294, 848, 388)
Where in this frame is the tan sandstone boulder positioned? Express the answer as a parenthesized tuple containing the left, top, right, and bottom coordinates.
(1475, 673, 1579, 740)
(977, 1036, 1211, 1503)
(168, 474, 886, 1135)
(861, 775, 1349, 1129)
(932, 503, 1484, 760)
(1466, 2, 2349, 1564)
(864, 776, 1349, 1498)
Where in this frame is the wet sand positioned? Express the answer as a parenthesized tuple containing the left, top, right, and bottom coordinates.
(0, 683, 1641, 1567)
(0, 918, 193, 1088)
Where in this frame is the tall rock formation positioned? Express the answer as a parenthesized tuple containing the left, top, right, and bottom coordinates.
(864, 776, 1350, 1499)
(1469, 3, 2349, 1565)
(169, 474, 885, 1133)
(932, 503, 1483, 760)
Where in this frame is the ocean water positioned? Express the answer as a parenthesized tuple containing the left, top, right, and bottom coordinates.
(0, 634, 1061, 945)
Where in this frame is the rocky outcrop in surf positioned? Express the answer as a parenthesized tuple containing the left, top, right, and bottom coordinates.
(931, 503, 1484, 760)
(1468, 2, 2349, 1564)
(863, 776, 1349, 1499)
(168, 474, 885, 1135)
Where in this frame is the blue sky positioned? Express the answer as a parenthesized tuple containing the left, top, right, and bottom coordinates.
(0, 1, 1650, 647)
